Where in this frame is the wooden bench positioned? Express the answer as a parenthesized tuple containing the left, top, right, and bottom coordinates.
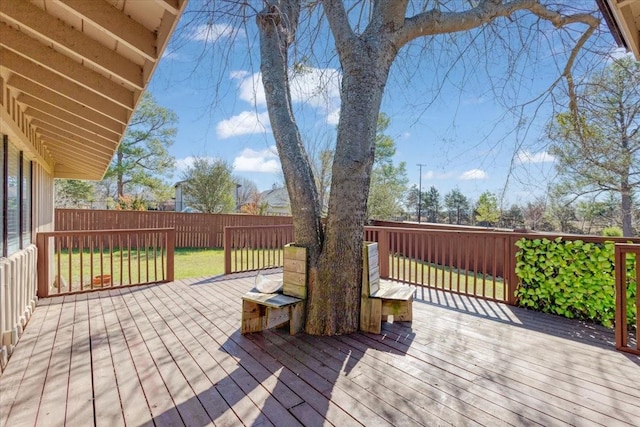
(360, 242, 414, 334)
(241, 244, 308, 335)
(241, 292, 304, 335)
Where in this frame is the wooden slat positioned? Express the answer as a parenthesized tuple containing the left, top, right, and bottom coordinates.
(3, 275, 640, 426)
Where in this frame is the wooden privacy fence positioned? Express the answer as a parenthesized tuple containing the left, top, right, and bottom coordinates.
(36, 228, 175, 298)
(55, 209, 292, 248)
(224, 225, 295, 274)
(614, 243, 640, 355)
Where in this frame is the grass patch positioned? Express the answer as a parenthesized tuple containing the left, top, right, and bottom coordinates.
(174, 248, 225, 279)
(388, 256, 506, 301)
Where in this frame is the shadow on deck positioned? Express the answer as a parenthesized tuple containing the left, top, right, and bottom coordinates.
(1, 271, 639, 426)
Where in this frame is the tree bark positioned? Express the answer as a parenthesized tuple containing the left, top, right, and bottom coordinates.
(621, 180, 633, 237)
(256, 0, 600, 335)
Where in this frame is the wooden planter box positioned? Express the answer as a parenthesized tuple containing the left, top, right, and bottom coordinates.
(92, 275, 111, 287)
(283, 244, 307, 299)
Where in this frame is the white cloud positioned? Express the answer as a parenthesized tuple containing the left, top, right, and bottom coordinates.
(458, 169, 488, 180)
(229, 67, 342, 123)
(423, 170, 455, 180)
(190, 23, 244, 43)
(216, 111, 270, 139)
(233, 146, 281, 173)
(175, 156, 197, 172)
(515, 150, 555, 164)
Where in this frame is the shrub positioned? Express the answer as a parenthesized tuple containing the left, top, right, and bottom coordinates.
(515, 237, 636, 327)
(601, 226, 623, 237)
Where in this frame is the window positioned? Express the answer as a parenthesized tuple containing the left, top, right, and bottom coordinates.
(1, 135, 33, 257)
(22, 158, 32, 248)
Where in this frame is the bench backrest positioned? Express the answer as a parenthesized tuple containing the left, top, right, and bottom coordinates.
(283, 244, 307, 299)
(362, 242, 380, 296)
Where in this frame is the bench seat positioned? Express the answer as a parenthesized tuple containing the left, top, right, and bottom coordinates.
(361, 243, 414, 334)
(241, 291, 305, 335)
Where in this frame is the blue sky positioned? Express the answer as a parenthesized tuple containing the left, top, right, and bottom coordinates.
(147, 1, 621, 207)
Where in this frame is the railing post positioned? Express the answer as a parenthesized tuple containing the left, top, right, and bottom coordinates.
(224, 227, 232, 275)
(505, 235, 519, 306)
(166, 229, 175, 282)
(378, 228, 389, 279)
(36, 233, 50, 298)
(614, 244, 628, 350)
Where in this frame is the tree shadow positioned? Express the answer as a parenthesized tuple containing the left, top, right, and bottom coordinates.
(146, 274, 419, 426)
(412, 285, 639, 354)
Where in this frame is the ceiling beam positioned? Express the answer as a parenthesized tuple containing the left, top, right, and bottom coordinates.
(18, 94, 121, 142)
(36, 127, 115, 158)
(0, 23, 134, 109)
(57, 0, 157, 61)
(7, 75, 126, 129)
(27, 110, 119, 147)
(46, 142, 112, 167)
(53, 165, 103, 180)
(0, 0, 143, 90)
(156, 0, 181, 15)
(1, 50, 131, 123)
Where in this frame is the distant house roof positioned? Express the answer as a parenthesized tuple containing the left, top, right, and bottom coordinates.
(596, 0, 640, 59)
(260, 186, 290, 208)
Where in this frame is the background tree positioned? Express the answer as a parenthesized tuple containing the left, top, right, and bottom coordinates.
(549, 58, 640, 236)
(405, 185, 420, 221)
(523, 197, 548, 231)
(103, 92, 177, 200)
(444, 188, 470, 225)
(546, 196, 579, 233)
(475, 191, 501, 227)
(367, 113, 408, 220)
(191, 1, 602, 334)
(241, 191, 270, 215)
(422, 186, 441, 223)
(181, 157, 235, 213)
(55, 179, 95, 208)
(575, 198, 617, 234)
(500, 204, 525, 228)
(234, 176, 259, 209)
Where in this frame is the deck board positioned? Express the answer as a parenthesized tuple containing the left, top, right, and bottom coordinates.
(1, 272, 639, 426)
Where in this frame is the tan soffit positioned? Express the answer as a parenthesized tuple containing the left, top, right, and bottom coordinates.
(0, 0, 188, 180)
(598, 0, 640, 59)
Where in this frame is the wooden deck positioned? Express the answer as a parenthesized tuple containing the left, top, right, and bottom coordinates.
(1, 271, 639, 426)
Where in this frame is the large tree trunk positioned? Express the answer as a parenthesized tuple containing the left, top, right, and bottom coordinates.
(308, 63, 392, 334)
(621, 180, 633, 237)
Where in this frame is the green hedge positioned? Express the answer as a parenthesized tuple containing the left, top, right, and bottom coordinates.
(515, 237, 636, 327)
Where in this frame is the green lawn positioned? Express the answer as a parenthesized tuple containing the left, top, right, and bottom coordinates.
(174, 248, 226, 279)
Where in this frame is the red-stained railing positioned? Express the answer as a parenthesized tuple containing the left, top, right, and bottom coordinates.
(614, 243, 640, 355)
(224, 225, 295, 274)
(366, 226, 518, 303)
(224, 224, 517, 302)
(36, 228, 175, 297)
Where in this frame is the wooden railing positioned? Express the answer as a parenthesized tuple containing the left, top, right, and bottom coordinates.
(366, 226, 518, 303)
(224, 225, 295, 274)
(224, 224, 517, 303)
(36, 228, 175, 297)
(614, 243, 640, 355)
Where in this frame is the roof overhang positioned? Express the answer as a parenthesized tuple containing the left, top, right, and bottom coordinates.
(597, 0, 640, 59)
(0, 0, 188, 180)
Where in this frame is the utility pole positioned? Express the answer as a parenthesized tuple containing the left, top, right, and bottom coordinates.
(417, 163, 426, 223)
